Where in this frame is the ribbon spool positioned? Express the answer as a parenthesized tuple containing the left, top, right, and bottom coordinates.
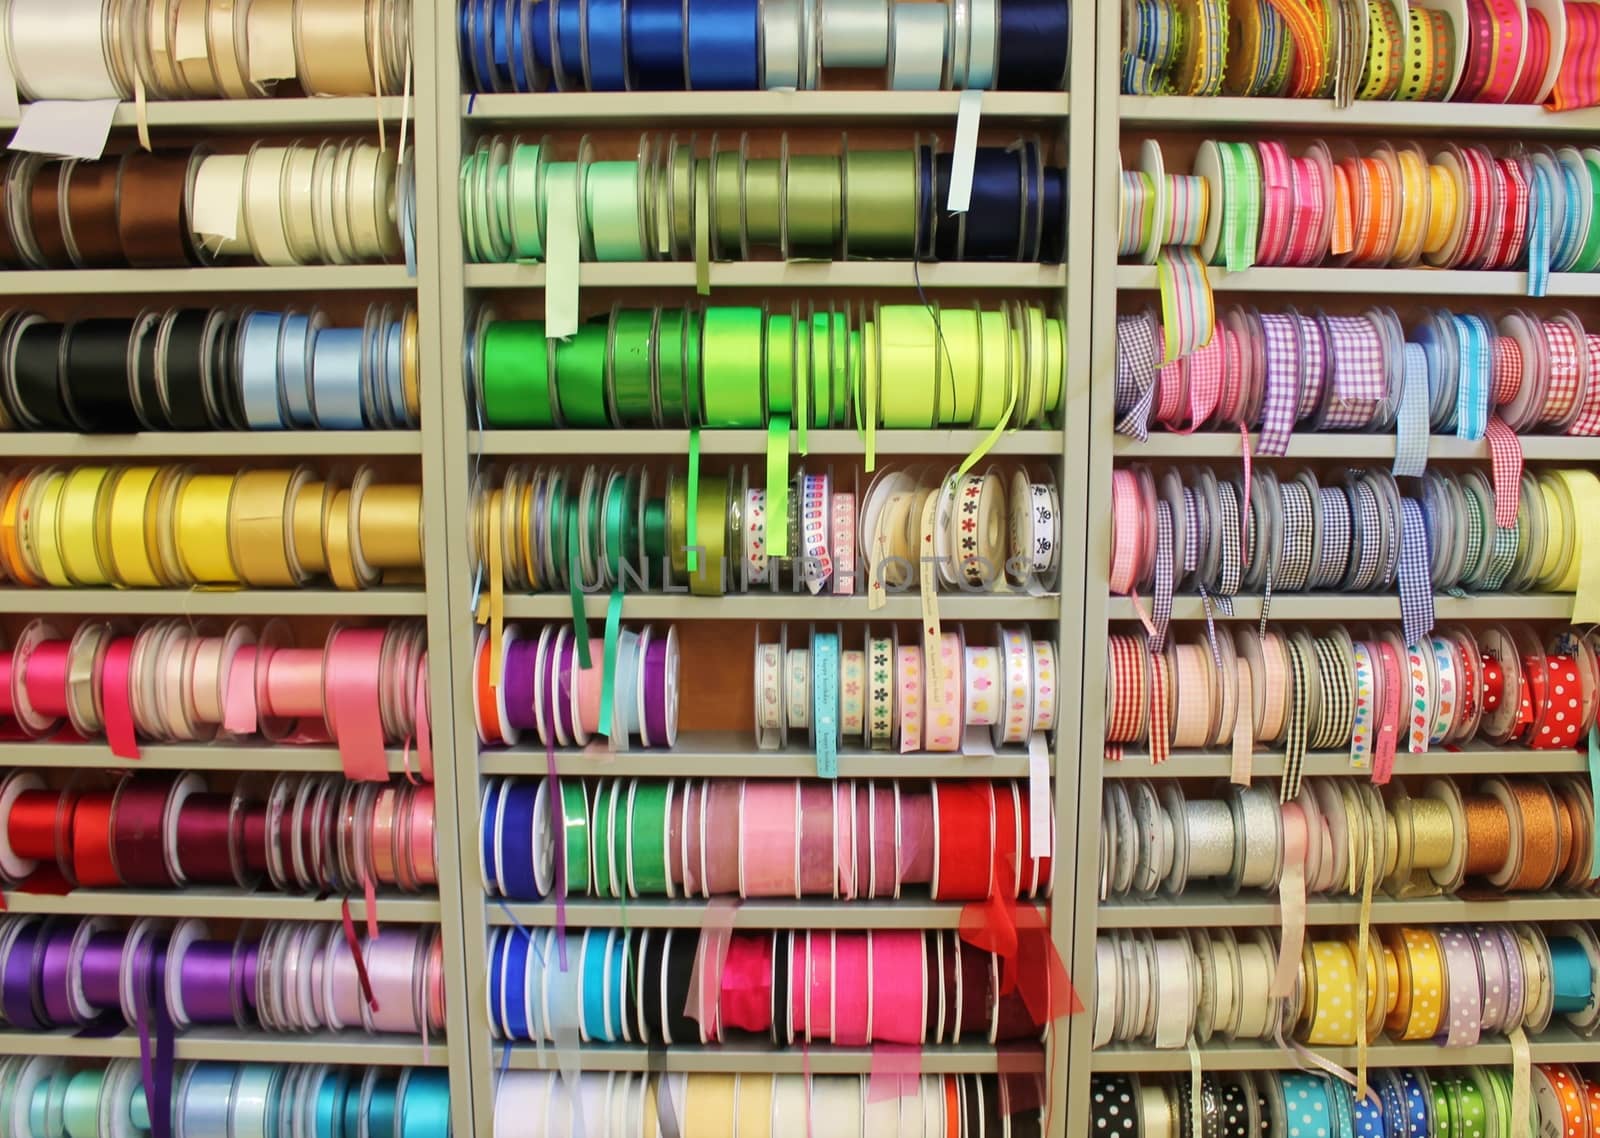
(471, 621, 680, 749)
(0, 915, 445, 1038)
(496, 1071, 1046, 1138)
(0, 145, 410, 271)
(1, 0, 410, 101)
(1122, 0, 1579, 104)
(462, 0, 1067, 90)
(468, 302, 1064, 449)
(1094, 918, 1595, 1050)
(754, 625, 1057, 752)
(0, 769, 438, 895)
(1106, 620, 1600, 789)
(481, 775, 1050, 901)
(461, 133, 1066, 264)
(0, 465, 424, 592)
(0, 614, 432, 784)
(0, 305, 418, 433)
(1095, 1067, 1600, 1138)
(486, 925, 1048, 1045)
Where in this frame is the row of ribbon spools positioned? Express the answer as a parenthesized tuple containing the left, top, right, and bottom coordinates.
(1094, 920, 1600, 1049)
(0, 916, 444, 1038)
(1106, 623, 1600, 776)
(1103, 776, 1600, 901)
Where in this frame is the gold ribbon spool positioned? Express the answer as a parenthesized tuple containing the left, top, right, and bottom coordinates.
(357, 483, 424, 570)
(229, 468, 306, 587)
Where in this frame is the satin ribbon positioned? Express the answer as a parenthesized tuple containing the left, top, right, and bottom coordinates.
(464, 134, 1066, 266)
(483, 775, 1051, 902)
(0, 769, 439, 895)
(466, 0, 1067, 90)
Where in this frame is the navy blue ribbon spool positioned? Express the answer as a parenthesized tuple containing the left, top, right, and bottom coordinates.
(996, 0, 1070, 88)
(627, 0, 687, 87)
(497, 781, 542, 900)
(685, 0, 760, 88)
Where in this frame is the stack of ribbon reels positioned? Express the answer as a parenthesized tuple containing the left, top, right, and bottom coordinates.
(1095, 3, 1600, 1127)
(1092, 1066, 1600, 1138)
(460, 133, 1067, 265)
(460, 6, 1074, 1124)
(0, 1059, 450, 1138)
(1120, 0, 1600, 110)
(0, 0, 454, 1128)
(0, 305, 420, 432)
(461, 0, 1069, 91)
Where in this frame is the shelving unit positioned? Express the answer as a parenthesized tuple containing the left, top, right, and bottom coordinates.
(1071, 5, 1600, 1131)
(0, 81, 476, 1137)
(430, 0, 1095, 1126)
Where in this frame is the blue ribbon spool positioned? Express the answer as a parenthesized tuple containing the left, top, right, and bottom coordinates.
(685, 0, 760, 88)
(627, 0, 687, 87)
(585, 0, 629, 89)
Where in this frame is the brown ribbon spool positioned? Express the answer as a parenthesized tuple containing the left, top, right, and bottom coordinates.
(0, 158, 24, 269)
(295, 0, 384, 95)
(1461, 793, 1513, 877)
(117, 152, 196, 268)
(65, 160, 124, 268)
(1508, 780, 1564, 891)
(26, 160, 73, 269)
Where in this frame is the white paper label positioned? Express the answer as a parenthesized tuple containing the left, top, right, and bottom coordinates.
(945, 89, 983, 213)
(544, 177, 581, 339)
(248, 21, 298, 81)
(9, 100, 118, 160)
(190, 178, 241, 241)
(175, 15, 209, 61)
(1028, 731, 1052, 856)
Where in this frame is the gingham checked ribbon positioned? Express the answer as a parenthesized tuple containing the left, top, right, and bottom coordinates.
(1398, 497, 1435, 647)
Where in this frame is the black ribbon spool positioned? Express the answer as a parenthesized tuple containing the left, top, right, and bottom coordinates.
(11, 320, 78, 430)
(162, 309, 215, 430)
(63, 318, 138, 432)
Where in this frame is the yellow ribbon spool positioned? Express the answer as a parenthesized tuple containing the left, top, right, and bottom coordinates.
(29, 469, 71, 587)
(175, 473, 241, 585)
(56, 466, 112, 586)
(1548, 469, 1600, 619)
(102, 466, 163, 588)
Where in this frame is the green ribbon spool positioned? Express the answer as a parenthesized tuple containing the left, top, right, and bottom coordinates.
(672, 150, 695, 259)
(643, 499, 667, 560)
(844, 150, 918, 257)
(1208, 140, 1261, 273)
(691, 472, 728, 595)
(566, 498, 593, 668)
(604, 472, 637, 579)
(510, 143, 544, 260)
(610, 310, 655, 425)
(629, 781, 670, 892)
(938, 305, 983, 424)
(562, 779, 591, 892)
(767, 416, 790, 558)
(743, 158, 784, 248)
(656, 308, 688, 426)
(554, 324, 612, 427)
(586, 161, 645, 261)
(973, 308, 1014, 428)
(785, 155, 842, 258)
(482, 321, 554, 427)
(699, 306, 765, 426)
(63, 1070, 102, 1138)
(714, 154, 744, 251)
(874, 306, 942, 427)
(591, 781, 616, 895)
(766, 313, 794, 415)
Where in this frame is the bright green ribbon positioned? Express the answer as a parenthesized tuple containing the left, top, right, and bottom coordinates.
(766, 416, 790, 558)
(686, 427, 701, 573)
(597, 587, 623, 738)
